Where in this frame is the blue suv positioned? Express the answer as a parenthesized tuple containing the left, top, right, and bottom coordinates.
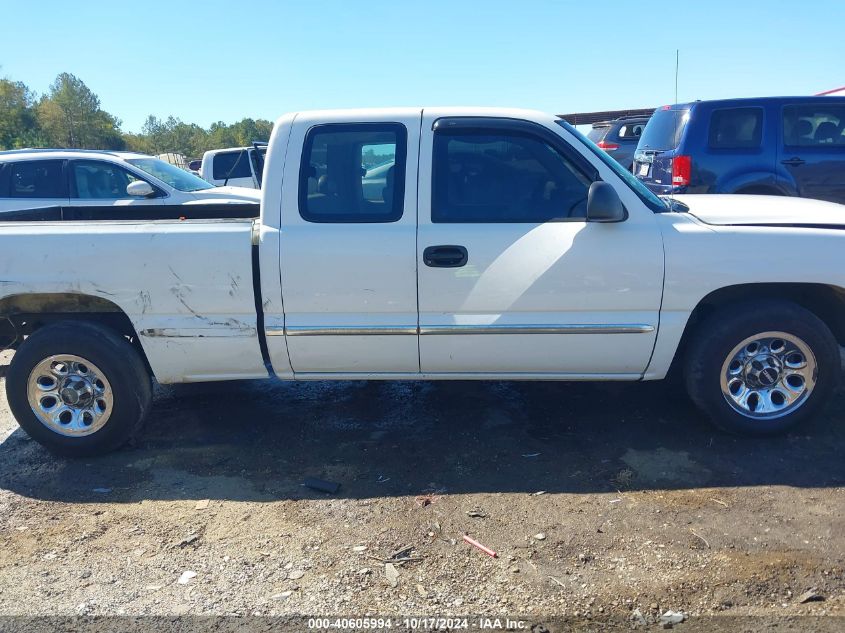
(633, 97, 845, 204)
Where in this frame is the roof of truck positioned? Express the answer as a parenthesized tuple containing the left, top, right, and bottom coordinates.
(271, 107, 565, 136)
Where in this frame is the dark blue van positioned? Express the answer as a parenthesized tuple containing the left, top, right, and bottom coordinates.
(633, 97, 845, 204)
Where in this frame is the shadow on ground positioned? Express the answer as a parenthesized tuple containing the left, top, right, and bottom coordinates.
(1, 376, 844, 503)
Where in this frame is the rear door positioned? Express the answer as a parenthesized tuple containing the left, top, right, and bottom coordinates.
(0, 159, 68, 214)
(779, 102, 845, 204)
(278, 110, 422, 374)
(416, 113, 664, 376)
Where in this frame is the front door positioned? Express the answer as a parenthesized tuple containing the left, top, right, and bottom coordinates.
(66, 159, 164, 218)
(779, 102, 845, 204)
(416, 113, 664, 376)
(278, 111, 422, 374)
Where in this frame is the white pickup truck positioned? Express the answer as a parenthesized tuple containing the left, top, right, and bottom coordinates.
(1, 108, 843, 456)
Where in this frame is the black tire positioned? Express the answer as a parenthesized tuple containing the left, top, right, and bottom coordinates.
(684, 300, 840, 436)
(6, 321, 152, 457)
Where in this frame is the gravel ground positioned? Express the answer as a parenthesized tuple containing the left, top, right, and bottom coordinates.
(0, 348, 843, 629)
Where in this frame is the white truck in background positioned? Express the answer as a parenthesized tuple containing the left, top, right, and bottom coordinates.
(199, 143, 267, 189)
(0, 107, 843, 456)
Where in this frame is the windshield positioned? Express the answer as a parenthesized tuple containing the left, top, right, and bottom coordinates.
(556, 120, 666, 212)
(638, 108, 689, 151)
(126, 158, 213, 192)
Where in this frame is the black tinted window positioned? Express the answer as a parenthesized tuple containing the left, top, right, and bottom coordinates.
(708, 108, 763, 149)
(9, 160, 65, 198)
(638, 108, 688, 150)
(432, 131, 592, 223)
(783, 104, 845, 146)
(212, 151, 252, 180)
(71, 160, 143, 199)
(299, 123, 406, 223)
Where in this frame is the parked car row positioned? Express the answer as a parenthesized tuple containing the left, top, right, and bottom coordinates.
(591, 96, 845, 206)
(0, 149, 260, 218)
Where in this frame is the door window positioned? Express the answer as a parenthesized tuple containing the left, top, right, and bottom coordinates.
(708, 108, 763, 149)
(783, 104, 845, 147)
(70, 160, 145, 199)
(432, 131, 591, 222)
(9, 160, 65, 198)
(299, 123, 406, 223)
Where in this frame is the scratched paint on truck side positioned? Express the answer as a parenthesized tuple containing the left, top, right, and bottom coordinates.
(0, 219, 268, 382)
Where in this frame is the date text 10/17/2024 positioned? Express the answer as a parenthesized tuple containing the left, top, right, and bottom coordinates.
(306, 617, 528, 630)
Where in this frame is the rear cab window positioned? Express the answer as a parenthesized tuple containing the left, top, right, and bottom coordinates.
(299, 123, 407, 223)
(708, 107, 763, 149)
(212, 151, 253, 180)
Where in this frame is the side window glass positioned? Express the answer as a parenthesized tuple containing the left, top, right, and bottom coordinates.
(213, 151, 252, 180)
(708, 108, 763, 149)
(432, 131, 592, 223)
(617, 123, 644, 140)
(10, 160, 65, 198)
(783, 104, 845, 147)
(299, 123, 406, 223)
(71, 161, 141, 199)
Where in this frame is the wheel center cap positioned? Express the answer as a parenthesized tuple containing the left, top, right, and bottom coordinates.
(60, 377, 93, 407)
(744, 354, 782, 388)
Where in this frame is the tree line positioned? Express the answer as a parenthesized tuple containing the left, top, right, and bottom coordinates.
(0, 72, 273, 158)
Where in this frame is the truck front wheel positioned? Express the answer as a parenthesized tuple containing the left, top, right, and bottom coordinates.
(6, 321, 152, 457)
(684, 301, 840, 436)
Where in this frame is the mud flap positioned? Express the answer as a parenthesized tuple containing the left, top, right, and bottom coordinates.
(0, 316, 19, 351)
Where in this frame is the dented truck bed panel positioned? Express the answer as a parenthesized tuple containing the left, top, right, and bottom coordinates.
(0, 219, 267, 383)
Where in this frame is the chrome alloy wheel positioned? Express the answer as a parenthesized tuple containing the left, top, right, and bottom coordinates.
(26, 355, 113, 436)
(720, 331, 817, 420)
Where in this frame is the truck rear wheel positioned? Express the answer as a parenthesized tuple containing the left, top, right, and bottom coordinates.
(684, 301, 840, 436)
(6, 321, 152, 457)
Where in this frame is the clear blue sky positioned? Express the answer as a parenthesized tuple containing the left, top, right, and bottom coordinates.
(1, 0, 842, 133)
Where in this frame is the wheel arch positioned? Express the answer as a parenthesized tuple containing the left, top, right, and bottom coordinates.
(717, 171, 793, 196)
(667, 282, 845, 378)
(0, 292, 151, 374)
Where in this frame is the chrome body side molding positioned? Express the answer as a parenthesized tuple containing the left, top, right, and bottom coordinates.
(267, 324, 654, 337)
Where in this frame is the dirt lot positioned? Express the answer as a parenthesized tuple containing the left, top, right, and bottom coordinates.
(0, 348, 843, 629)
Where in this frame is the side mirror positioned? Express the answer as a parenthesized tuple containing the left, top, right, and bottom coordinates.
(127, 181, 155, 198)
(586, 181, 626, 222)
